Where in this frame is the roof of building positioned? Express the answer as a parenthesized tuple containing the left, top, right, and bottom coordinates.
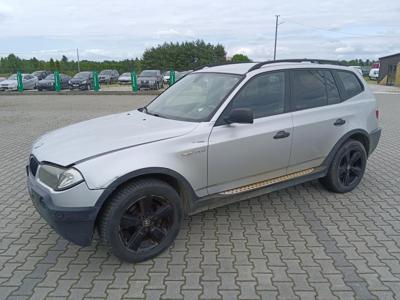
(379, 53, 400, 60)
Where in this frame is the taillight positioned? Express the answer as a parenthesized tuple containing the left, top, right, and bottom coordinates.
(376, 109, 379, 119)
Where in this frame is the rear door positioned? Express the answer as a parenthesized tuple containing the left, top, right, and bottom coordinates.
(288, 69, 359, 173)
(207, 71, 293, 194)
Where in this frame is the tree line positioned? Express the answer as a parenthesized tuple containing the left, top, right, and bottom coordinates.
(0, 40, 377, 76)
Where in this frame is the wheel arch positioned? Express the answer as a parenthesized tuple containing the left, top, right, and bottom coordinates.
(94, 167, 198, 222)
(322, 129, 370, 168)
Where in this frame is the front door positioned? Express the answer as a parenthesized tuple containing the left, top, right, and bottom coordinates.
(207, 71, 293, 195)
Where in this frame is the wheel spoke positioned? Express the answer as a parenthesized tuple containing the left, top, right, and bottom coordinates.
(350, 152, 361, 165)
(149, 227, 166, 243)
(344, 171, 350, 186)
(338, 166, 347, 177)
(350, 166, 362, 177)
(345, 151, 351, 164)
(151, 205, 172, 221)
(121, 215, 141, 228)
(127, 227, 146, 251)
(139, 198, 153, 217)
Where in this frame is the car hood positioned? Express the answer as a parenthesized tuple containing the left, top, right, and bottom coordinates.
(32, 110, 198, 166)
(70, 78, 88, 83)
(1, 79, 17, 85)
(138, 76, 157, 81)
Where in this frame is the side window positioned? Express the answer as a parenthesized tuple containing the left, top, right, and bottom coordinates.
(325, 71, 341, 104)
(230, 72, 285, 119)
(335, 70, 363, 99)
(292, 70, 326, 110)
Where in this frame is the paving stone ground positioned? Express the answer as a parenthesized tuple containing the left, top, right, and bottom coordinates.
(0, 92, 399, 299)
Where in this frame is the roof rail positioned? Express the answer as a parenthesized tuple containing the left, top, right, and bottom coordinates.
(247, 59, 345, 73)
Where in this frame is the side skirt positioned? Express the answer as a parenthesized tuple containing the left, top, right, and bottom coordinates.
(189, 166, 327, 215)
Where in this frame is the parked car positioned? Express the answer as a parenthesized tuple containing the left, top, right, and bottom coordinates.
(138, 70, 163, 90)
(163, 71, 170, 83)
(349, 66, 363, 76)
(37, 73, 71, 91)
(99, 69, 119, 84)
(32, 70, 52, 81)
(27, 60, 381, 263)
(118, 72, 131, 85)
(361, 66, 370, 76)
(69, 71, 93, 90)
(0, 73, 38, 91)
(369, 68, 379, 80)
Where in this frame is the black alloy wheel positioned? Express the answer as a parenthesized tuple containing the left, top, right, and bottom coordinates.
(119, 195, 174, 253)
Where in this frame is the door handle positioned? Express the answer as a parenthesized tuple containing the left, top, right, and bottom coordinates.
(334, 118, 346, 126)
(274, 130, 290, 139)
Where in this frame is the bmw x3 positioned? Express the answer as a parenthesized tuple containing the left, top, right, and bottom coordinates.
(27, 59, 381, 262)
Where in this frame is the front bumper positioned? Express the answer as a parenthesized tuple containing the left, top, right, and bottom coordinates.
(69, 83, 87, 90)
(27, 167, 101, 246)
(369, 128, 381, 155)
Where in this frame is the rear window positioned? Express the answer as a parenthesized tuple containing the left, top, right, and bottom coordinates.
(335, 70, 363, 99)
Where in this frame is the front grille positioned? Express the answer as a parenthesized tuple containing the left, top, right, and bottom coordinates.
(29, 156, 39, 176)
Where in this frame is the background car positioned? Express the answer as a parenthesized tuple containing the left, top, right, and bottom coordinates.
(32, 70, 52, 81)
(137, 70, 163, 90)
(0, 73, 38, 91)
(69, 71, 94, 90)
(99, 69, 119, 84)
(37, 73, 71, 91)
(163, 71, 170, 83)
(118, 72, 131, 84)
(369, 68, 379, 80)
(0, 76, 6, 82)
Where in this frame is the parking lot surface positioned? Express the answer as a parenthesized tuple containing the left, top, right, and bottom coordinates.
(0, 93, 400, 299)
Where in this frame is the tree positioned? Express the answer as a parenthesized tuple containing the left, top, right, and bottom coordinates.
(231, 54, 251, 63)
(49, 58, 55, 71)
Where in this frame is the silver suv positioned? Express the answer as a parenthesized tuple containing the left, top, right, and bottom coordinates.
(27, 59, 381, 262)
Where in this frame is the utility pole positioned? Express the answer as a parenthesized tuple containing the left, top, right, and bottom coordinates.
(273, 15, 279, 61)
(76, 48, 80, 72)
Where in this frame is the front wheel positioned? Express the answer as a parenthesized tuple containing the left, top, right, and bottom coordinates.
(98, 179, 183, 262)
(319, 139, 367, 193)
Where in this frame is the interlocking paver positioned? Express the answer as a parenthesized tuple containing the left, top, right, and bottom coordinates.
(1, 93, 400, 299)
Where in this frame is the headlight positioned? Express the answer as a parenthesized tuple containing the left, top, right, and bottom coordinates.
(68, 80, 71, 84)
(82, 80, 87, 84)
(37, 164, 84, 191)
(57, 168, 84, 190)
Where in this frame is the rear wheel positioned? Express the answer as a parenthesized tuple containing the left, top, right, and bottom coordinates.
(319, 139, 367, 193)
(99, 179, 183, 262)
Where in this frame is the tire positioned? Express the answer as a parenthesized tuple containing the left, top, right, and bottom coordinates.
(98, 179, 183, 262)
(319, 139, 367, 193)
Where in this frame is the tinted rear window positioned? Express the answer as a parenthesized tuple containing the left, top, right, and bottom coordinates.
(292, 70, 326, 110)
(336, 70, 363, 99)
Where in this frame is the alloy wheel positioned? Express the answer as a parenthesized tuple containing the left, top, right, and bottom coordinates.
(119, 195, 174, 252)
(337, 148, 364, 187)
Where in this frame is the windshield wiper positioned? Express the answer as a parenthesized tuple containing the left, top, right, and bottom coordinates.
(139, 106, 160, 117)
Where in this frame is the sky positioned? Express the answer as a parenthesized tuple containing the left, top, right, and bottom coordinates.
(0, 0, 399, 62)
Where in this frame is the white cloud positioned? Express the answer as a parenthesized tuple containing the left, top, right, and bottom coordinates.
(0, 0, 399, 61)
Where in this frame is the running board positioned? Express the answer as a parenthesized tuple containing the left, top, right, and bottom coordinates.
(219, 168, 315, 195)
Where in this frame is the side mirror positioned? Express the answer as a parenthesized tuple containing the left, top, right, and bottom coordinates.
(225, 108, 254, 124)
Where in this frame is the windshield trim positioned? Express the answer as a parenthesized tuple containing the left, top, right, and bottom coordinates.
(142, 72, 245, 123)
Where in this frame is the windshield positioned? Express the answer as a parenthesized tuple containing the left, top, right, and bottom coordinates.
(44, 74, 54, 80)
(73, 72, 90, 79)
(140, 70, 158, 77)
(121, 72, 130, 76)
(8, 74, 17, 80)
(100, 70, 112, 75)
(146, 72, 242, 122)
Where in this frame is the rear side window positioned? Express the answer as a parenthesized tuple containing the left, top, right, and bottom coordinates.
(292, 70, 326, 110)
(231, 71, 285, 119)
(335, 70, 363, 99)
(325, 71, 341, 104)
